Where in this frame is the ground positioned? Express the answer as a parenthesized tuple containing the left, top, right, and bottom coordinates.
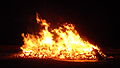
(0, 45, 120, 68)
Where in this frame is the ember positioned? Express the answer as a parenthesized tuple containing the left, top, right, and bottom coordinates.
(20, 13, 106, 60)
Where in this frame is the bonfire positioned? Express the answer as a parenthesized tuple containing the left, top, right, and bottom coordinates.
(19, 13, 106, 60)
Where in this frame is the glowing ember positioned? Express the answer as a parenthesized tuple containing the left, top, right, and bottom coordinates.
(20, 13, 106, 60)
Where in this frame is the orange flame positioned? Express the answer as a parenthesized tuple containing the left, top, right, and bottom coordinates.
(20, 13, 105, 60)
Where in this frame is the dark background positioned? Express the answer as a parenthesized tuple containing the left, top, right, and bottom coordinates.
(0, 0, 120, 49)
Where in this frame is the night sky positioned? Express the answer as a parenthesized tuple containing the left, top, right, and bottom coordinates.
(1, 0, 120, 48)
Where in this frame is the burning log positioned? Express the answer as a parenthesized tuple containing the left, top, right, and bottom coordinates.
(92, 48, 104, 60)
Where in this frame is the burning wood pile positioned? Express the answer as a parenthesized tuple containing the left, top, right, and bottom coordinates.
(19, 13, 106, 61)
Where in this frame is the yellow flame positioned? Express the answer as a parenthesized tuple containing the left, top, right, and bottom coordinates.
(20, 13, 105, 60)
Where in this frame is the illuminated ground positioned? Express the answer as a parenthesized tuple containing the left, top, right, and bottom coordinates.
(0, 45, 120, 68)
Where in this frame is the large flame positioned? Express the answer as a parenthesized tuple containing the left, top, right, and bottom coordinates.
(20, 13, 105, 60)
